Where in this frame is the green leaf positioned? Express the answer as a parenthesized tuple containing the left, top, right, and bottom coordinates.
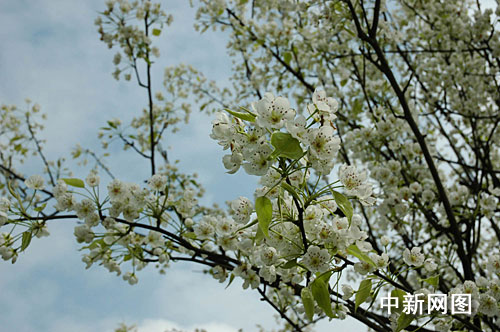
(346, 244, 376, 267)
(345, 27, 356, 37)
(62, 178, 85, 188)
(396, 312, 415, 332)
(270, 132, 303, 160)
(235, 218, 258, 232)
(352, 99, 363, 115)
(131, 246, 144, 259)
(21, 231, 32, 251)
(281, 182, 301, 202)
(182, 232, 196, 239)
(331, 190, 353, 221)
(107, 120, 117, 129)
(72, 149, 82, 158)
(34, 203, 47, 212)
(311, 271, 335, 318)
(10, 135, 23, 143)
(255, 196, 272, 237)
(89, 242, 99, 250)
(281, 258, 298, 269)
(283, 51, 292, 65)
(355, 278, 372, 311)
(301, 287, 315, 321)
(224, 108, 256, 122)
(254, 224, 265, 244)
(225, 273, 235, 289)
(200, 102, 209, 111)
(390, 289, 406, 314)
(152, 28, 161, 36)
(421, 275, 439, 288)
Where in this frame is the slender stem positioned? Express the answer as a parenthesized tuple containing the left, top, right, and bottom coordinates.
(26, 113, 55, 186)
(145, 13, 156, 176)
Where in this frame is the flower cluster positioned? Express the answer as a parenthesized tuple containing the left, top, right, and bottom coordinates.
(211, 89, 346, 177)
(200, 90, 378, 320)
(95, 0, 171, 81)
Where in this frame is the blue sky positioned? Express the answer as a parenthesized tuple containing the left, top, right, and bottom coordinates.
(6, 0, 495, 331)
(0, 1, 364, 331)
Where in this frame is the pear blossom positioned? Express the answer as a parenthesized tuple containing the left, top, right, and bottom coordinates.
(301, 245, 330, 273)
(148, 174, 168, 191)
(341, 284, 354, 299)
(0, 211, 8, 227)
(307, 88, 338, 121)
(253, 93, 295, 130)
(230, 196, 253, 224)
(85, 171, 100, 187)
(403, 247, 425, 267)
(24, 175, 45, 190)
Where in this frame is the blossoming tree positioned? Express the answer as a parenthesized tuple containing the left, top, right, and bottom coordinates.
(1, 0, 500, 331)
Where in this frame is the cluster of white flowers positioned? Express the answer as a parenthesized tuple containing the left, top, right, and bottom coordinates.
(95, 0, 171, 81)
(27, 167, 200, 281)
(442, 278, 500, 318)
(211, 89, 359, 180)
(0, 179, 50, 263)
(0, 197, 10, 227)
(0, 197, 15, 261)
(201, 90, 379, 319)
(0, 232, 15, 262)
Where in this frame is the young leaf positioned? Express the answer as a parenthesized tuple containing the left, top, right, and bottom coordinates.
(131, 246, 144, 259)
(281, 258, 298, 269)
(34, 203, 47, 212)
(182, 232, 197, 239)
(283, 51, 292, 65)
(421, 275, 439, 288)
(331, 190, 353, 221)
(352, 98, 363, 115)
(270, 132, 303, 160)
(311, 271, 335, 318)
(391, 289, 406, 314)
(355, 278, 372, 311)
(62, 178, 85, 188)
(152, 28, 161, 36)
(255, 196, 272, 237)
(224, 108, 256, 122)
(225, 274, 235, 289)
(254, 224, 265, 244)
(107, 120, 117, 129)
(346, 244, 376, 267)
(21, 231, 32, 251)
(301, 287, 315, 321)
(281, 182, 301, 202)
(235, 218, 258, 233)
(396, 312, 415, 332)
